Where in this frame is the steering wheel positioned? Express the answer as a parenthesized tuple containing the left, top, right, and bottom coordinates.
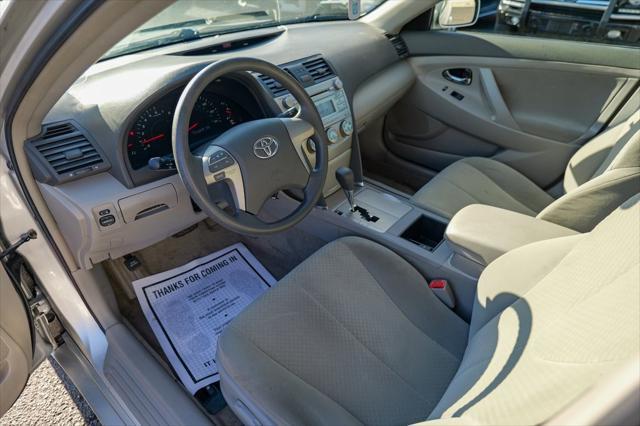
(172, 58, 329, 236)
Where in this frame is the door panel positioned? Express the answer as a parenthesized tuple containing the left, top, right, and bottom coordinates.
(0, 266, 32, 416)
(402, 31, 640, 69)
(383, 32, 639, 188)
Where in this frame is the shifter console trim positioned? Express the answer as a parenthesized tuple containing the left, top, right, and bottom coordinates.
(335, 187, 411, 232)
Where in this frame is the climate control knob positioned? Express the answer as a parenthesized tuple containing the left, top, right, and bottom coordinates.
(327, 128, 339, 144)
(340, 119, 353, 136)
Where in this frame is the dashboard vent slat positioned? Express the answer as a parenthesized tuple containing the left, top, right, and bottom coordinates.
(301, 57, 335, 83)
(28, 121, 109, 184)
(257, 74, 288, 97)
(386, 34, 410, 58)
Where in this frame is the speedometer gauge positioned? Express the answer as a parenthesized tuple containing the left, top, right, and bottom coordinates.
(126, 89, 251, 170)
(127, 104, 173, 170)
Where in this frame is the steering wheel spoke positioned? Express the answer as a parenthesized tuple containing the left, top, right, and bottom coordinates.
(201, 145, 246, 212)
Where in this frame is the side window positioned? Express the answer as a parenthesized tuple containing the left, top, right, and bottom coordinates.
(431, 0, 640, 46)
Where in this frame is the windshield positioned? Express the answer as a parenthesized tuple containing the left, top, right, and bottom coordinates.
(103, 0, 386, 60)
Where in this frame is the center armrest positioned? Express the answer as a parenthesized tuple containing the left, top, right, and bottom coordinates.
(445, 204, 579, 267)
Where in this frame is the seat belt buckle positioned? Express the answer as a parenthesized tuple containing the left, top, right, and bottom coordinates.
(429, 279, 455, 309)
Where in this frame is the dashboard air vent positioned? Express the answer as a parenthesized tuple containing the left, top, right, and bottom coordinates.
(500, 0, 527, 25)
(257, 74, 288, 97)
(28, 121, 109, 184)
(301, 57, 335, 83)
(386, 34, 409, 58)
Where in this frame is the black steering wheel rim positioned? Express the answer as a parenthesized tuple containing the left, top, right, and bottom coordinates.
(172, 57, 329, 236)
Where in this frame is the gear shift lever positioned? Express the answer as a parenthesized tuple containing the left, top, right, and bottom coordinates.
(335, 166, 356, 212)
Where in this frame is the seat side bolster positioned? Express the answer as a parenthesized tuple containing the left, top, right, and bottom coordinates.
(218, 326, 363, 426)
(341, 237, 469, 358)
(538, 168, 640, 232)
(468, 234, 584, 339)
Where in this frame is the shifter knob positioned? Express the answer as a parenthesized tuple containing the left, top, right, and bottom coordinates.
(335, 167, 355, 191)
(335, 167, 356, 212)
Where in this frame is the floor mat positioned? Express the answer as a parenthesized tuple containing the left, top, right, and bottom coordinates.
(131, 242, 275, 394)
(106, 219, 325, 366)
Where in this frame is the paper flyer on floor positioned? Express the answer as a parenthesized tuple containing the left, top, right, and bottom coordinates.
(132, 243, 275, 394)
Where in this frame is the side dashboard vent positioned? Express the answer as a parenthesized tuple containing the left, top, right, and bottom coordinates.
(386, 34, 409, 58)
(28, 121, 109, 184)
(301, 57, 335, 83)
(500, 0, 527, 26)
(257, 74, 288, 97)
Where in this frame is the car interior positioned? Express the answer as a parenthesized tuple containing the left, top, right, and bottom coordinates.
(1, 0, 639, 424)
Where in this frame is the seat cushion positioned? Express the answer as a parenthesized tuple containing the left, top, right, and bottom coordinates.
(217, 237, 469, 426)
(410, 157, 555, 220)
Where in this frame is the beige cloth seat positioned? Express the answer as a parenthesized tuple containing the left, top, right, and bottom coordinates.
(217, 195, 640, 426)
(411, 114, 640, 232)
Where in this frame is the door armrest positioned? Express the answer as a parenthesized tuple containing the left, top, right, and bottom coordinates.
(445, 204, 579, 266)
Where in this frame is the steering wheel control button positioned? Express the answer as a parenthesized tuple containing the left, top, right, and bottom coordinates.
(98, 208, 111, 216)
(327, 128, 339, 144)
(214, 172, 226, 181)
(99, 215, 116, 227)
(208, 151, 235, 173)
(340, 119, 353, 136)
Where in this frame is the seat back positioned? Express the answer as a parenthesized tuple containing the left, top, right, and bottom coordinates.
(426, 194, 640, 425)
(536, 112, 640, 232)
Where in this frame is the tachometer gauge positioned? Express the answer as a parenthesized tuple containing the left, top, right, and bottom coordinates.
(127, 104, 173, 169)
(188, 93, 225, 146)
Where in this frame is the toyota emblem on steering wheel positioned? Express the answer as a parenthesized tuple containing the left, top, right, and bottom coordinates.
(253, 137, 279, 159)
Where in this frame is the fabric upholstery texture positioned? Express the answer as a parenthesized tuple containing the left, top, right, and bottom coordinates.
(218, 237, 468, 426)
(218, 195, 640, 426)
(411, 113, 640, 231)
(410, 157, 553, 220)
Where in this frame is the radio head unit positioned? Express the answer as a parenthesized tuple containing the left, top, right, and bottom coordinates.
(256, 55, 354, 163)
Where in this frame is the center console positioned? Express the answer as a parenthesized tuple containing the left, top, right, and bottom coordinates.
(258, 55, 355, 195)
(278, 168, 581, 323)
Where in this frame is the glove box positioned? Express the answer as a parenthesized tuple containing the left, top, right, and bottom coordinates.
(118, 183, 178, 223)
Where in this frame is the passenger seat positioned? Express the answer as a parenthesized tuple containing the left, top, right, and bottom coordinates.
(411, 113, 640, 232)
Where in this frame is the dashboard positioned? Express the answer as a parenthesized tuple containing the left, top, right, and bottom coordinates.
(126, 87, 253, 170)
(28, 21, 413, 269)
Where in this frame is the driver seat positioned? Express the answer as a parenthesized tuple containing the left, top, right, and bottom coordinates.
(217, 195, 640, 426)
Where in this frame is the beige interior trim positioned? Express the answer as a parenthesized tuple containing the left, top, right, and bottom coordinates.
(0, 267, 32, 416)
(546, 355, 640, 426)
(362, 0, 438, 34)
(445, 204, 579, 266)
(353, 60, 416, 131)
(6, 0, 172, 271)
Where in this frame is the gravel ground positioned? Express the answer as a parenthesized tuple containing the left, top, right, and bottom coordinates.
(1, 357, 100, 426)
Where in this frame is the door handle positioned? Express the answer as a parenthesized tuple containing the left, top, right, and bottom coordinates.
(443, 68, 472, 85)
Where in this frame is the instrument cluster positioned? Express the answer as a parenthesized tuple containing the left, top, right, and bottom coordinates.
(126, 88, 251, 170)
